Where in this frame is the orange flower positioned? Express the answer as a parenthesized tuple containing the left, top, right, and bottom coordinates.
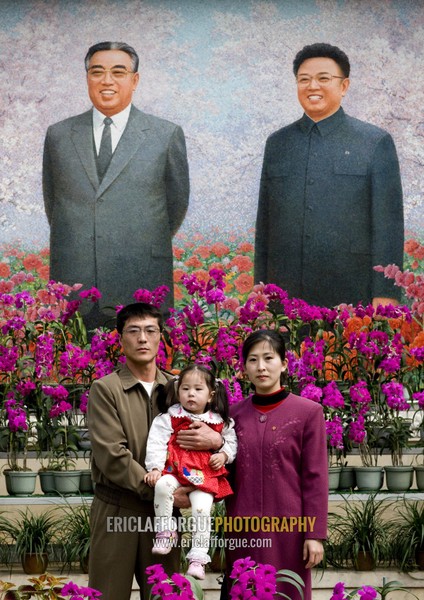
(343, 316, 372, 339)
(192, 269, 210, 283)
(173, 268, 185, 283)
(400, 319, 422, 344)
(234, 273, 253, 294)
(37, 265, 50, 280)
(184, 256, 203, 269)
(39, 247, 50, 257)
(237, 241, 254, 253)
(174, 285, 184, 302)
(0, 262, 11, 278)
(211, 242, 230, 258)
(230, 254, 253, 272)
(405, 239, 419, 254)
(196, 245, 212, 259)
(22, 253, 43, 271)
(0, 280, 14, 293)
(173, 247, 185, 260)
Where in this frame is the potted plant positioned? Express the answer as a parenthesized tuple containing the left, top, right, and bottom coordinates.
(0, 509, 59, 574)
(43, 385, 82, 495)
(328, 495, 395, 571)
(2, 384, 38, 496)
(393, 500, 424, 571)
(58, 501, 91, 573)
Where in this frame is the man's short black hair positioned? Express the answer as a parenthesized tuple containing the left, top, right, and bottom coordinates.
(85, 41, 139, 72)
(293, 43, 350, 78)
(116, 302, 163, 334)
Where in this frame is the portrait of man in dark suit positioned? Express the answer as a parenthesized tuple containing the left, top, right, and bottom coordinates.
(254, 43, 404, 308)
(43, 41, 189, 330)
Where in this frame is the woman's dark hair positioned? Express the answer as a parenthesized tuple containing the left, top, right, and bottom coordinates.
(242, 329, 287, 388)
(160, 364, 230, 424)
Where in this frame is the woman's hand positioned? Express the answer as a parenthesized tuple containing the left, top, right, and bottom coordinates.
(303, 539, 324, 568)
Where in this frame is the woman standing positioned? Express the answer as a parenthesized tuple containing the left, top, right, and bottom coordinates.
(222, 329, 328, 600)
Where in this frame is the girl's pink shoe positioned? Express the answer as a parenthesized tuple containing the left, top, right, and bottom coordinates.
(152, 530, 177, 555)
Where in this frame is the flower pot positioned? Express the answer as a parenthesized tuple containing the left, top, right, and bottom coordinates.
(354, 466, 384, 491)
(338, 466, 356, 491)
(416, 549, 424, 570)
(384, 466, 413, 491)
(80, 553, 89, 574)
(354, 550, 375, 571)
(5, 470, 37, 496)
(39, 470, 59, 495)
(76, 427, 91, 451)
(79, 469, 94, 494)
(328, 466, 342, 492)
(415, 466, 424, 491)
(22, 552, 48, 575)
(53, 470, 81, 495)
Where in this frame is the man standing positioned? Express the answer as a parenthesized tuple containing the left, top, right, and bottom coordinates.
(43, 42, 189, 330)
(254, 43, 404, 308)
(87, 302, 222, 599)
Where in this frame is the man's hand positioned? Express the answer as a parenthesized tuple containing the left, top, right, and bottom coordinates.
(209, 451, 227, 470)
(303, 539, 324, 569)
(144, 469, 161, 487)
(176, 421, 222, 451)
(173, 485, 195, 509)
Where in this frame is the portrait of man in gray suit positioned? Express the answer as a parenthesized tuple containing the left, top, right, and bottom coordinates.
(43, 41, 189, 330)
(255, 43, 404, 309)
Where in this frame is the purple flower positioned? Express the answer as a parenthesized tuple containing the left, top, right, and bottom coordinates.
(326, 416, 344, 450)
(382, 381, 410, 411)
(380, 354, 401, 373)
(16, 380, 36, 397)
(49, 400, 73, 419)
(322, 381, 345, 409)
(413, 391, 424, 409)
(151, 581, 174, 595)
(330, 581, 347, 600)
(0, 345, 19, 372)
(301, 383, 323, 403)
(411, 346, 424, 362)
(79, 287, 102, 302)
(230, 556, 256, 579)
(35, 332, 55, 379)
(42, 385, 69, 401)
(358, 586, 378, 600)
(145, 563, 167, 585)
(349, 382, 371, 414)
(133, 288, 153, 303)
(171, 573, 192, 591)
(61, 299, 82, 324)
(349, 415, 366, 443)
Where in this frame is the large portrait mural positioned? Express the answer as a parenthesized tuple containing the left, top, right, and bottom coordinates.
(0, 0, 422, 310)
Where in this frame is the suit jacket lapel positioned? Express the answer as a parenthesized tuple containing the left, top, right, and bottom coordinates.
(71, 110, 99, 190)
(96, 105, 150, 198)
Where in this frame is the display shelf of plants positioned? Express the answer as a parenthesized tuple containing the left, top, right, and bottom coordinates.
(1, 237, 423, 500)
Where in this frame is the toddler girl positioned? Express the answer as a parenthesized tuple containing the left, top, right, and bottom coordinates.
(144, 364, 237, 579)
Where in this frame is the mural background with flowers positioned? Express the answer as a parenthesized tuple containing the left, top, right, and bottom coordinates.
(0, 0, 422, 249)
